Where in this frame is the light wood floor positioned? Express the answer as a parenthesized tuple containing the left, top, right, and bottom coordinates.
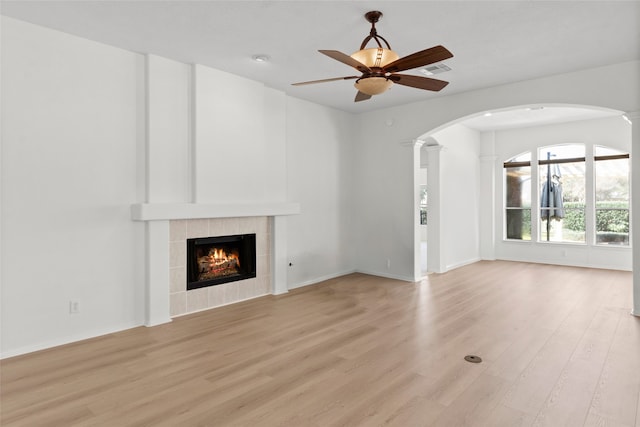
(2, 261, 639, 426)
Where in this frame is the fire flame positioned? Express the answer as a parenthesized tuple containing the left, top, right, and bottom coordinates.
(195, 246, 241, 280)
(208, 248, 240, 268)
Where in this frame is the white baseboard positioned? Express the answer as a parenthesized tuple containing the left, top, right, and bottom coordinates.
(1, 321, 142, 360)
(354, 269, 415, 283)
(287, 269, 357, 290)
(445, 257, 482, 272)
(145, 316, 173, 327)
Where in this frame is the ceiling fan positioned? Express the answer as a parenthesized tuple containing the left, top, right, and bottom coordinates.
(292, 11, 454, 102)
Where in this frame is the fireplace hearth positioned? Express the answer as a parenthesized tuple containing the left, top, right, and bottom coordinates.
(187, 234, 256, 290)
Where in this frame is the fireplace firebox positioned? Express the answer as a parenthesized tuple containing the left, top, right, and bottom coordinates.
(187, 234, 256, 290)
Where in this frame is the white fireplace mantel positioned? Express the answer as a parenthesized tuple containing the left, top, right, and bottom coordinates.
(131, 201, 300, 327)
(131, 202, 300, 221)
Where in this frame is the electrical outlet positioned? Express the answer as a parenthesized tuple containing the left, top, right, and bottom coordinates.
(69, 300, 80, 314)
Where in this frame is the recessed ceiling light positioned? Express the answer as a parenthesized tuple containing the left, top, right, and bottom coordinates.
(252, 54, 270, 63)
(484, 112, 492, 117)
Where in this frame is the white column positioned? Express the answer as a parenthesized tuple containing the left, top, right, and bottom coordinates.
(143, 55, 190, 326)
(271, 216, 289, 295)
(629, 111, 640, 317)
(479, 132, 497, 261)
(145, 220, 172, 326)
(426, 144, 445, 273)
(412, 140, 424, 281)
(479, 155, 496, 260)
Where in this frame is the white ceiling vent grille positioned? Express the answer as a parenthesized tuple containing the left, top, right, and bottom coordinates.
(419, 63, 452, 76)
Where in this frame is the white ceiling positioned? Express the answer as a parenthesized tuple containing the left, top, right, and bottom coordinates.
(2, 0, 639, 123)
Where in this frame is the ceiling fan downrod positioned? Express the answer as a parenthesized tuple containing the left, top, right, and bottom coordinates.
(360, 11, 392, 50)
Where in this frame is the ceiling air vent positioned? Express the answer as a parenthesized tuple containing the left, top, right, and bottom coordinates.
(419, 63, 452, 76)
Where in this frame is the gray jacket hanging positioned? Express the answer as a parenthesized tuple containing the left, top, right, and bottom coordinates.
(541, 181, 564, 220)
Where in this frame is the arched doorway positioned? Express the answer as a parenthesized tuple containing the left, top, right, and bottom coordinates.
(414, 104, 627, 275)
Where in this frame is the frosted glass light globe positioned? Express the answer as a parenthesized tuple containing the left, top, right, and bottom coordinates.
(354, 77, 393, 95)
(350, 47, 399, 68)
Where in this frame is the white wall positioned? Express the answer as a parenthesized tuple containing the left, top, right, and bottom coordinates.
(492, 116, 632, 270)
(285, 97, 355, 288)
(0, 17, 356, 357)
(147, 55, 191, 203)
(431, 124, 481, 270)
(353, 115, 417, 281)
(1, 17, 145, 357)
(194, 65, 285, 203)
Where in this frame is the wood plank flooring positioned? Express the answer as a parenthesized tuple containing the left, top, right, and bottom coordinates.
(1, 260, 638, 426)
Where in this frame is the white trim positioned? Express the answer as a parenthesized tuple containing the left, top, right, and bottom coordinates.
(628, 110, 640, 316)
(131, 202, 300, 221)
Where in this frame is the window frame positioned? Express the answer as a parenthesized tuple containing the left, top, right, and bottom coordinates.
(593, 148, 630, 246)
(502, 143, 630, 247)
(503, 153, 532, 241)
(538, 144, 586, 244)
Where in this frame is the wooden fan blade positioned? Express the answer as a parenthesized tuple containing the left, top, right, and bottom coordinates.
(383, 45, 453, 73)
(388, 74, 449, 91)
(354, 91, 372, 102)
(319, 50, 371, 73)
(292, 76, 359, 86)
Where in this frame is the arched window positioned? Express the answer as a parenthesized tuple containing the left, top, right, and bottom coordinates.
(503, 144, 629, 245)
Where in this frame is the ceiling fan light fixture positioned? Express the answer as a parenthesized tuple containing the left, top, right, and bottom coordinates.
(350, 47, 399, 69)
(292, 10, 454, 102)
(354, 77, 393, 95)
(351, 47, 398, 95)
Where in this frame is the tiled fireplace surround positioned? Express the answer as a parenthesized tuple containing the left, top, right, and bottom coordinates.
(132, 203, 299, 326)
(169, 217, 271, 317)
